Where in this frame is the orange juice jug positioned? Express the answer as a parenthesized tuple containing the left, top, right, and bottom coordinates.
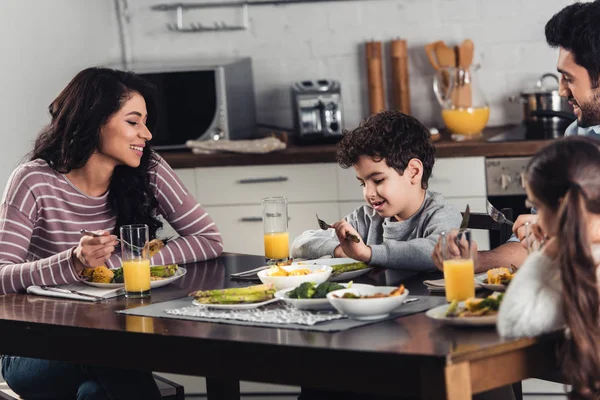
(443, 259, 475, 302)
(433, 64, 490, 141)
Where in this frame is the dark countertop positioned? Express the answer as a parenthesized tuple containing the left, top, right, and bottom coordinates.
(159, 126, 553, 169)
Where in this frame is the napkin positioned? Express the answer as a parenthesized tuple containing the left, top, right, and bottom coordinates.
(27, 283, 124, 302)
(423, 274, 486, 292)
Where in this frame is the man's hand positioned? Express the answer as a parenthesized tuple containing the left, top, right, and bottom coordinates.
(432, 231, 479, 271)
(330, 220, 370, 262)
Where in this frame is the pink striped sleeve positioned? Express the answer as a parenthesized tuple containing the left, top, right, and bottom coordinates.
(0, 203, 79, 294)
(106, 156, 223, 267)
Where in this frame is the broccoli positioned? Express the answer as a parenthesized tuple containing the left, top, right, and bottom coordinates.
(288, 282, 316, 299)
(313, 282, 345, 299)
(113, 267, 124, 283)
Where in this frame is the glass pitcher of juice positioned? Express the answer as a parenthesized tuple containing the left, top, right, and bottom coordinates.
(433, 65, 490, 141)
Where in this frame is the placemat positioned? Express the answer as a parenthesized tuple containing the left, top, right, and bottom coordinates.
(115, 295, 446, 332)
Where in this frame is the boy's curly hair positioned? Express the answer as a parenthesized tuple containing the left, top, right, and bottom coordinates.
(336, 110, 435, 189)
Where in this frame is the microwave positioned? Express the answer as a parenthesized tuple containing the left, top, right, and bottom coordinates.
(129, 58, 257, 150)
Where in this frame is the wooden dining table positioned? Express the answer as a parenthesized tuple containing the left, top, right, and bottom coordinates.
(0, 253, 563, 400)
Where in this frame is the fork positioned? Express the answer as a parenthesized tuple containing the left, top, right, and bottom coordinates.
(79, 229, 145, 251)
(486, 200, 514, 226)
(316, 214, 361, 243)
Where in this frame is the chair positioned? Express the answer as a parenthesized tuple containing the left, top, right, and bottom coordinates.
(0, 374, 183, 400)
(464, 207, 514, 250)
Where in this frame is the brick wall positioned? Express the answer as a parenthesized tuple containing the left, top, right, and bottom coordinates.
(121, 0, 579, 131)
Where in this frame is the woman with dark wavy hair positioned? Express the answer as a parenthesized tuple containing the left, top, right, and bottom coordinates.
(498, 135, 600, 399)
(0, 67, 223, 399)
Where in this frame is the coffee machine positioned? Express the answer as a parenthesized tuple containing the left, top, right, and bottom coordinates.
(291, 80, 343, 144)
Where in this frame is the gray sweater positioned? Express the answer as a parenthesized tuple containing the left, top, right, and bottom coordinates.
(291, 191, 462, 283)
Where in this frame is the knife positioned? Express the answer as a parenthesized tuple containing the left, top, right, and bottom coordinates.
(459, 204, 470, 231)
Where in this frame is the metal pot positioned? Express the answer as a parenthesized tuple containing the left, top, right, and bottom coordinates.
(509, 73, 575, 139)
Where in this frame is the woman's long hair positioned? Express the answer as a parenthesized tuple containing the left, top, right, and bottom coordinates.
(30, 67, 162, 239)
(526, 135, 600, 399)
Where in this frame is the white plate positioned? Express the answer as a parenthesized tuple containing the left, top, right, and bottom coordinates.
(274, 283, 373, 311)
(82, 267, 187, 289)
(474, 275, 507, 292)
(294, 258, 373, 282)
(425, 303, 498, 326)
(192, 297, 280, 310)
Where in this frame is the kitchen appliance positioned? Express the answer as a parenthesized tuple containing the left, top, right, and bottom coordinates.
(508, 73, 575, 140)
(485, 156, 531, 247)
(129, 58, 257, 150)
(291, 80, 343, 144)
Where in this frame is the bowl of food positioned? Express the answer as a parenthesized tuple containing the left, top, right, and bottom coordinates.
(257, 264, 332, 290)
(326, 285, 408, 320)
(274, 282, 373, 311)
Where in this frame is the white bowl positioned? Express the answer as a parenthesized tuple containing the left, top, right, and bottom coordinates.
(274, 283, 373, 311)
(257, 265, 332, 290)
(326, 286, 410, 320)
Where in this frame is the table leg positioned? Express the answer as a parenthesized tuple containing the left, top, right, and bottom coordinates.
(445, 362, 472, 400)
(206, 378, 240, 400)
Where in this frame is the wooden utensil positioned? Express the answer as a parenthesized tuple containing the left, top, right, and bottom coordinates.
(434, 42, 457, 105)
(424, 40, 444, 71)
(366, 41, 386, 115)
(391, 39, 411, 115)
(456, 39, 474, 107)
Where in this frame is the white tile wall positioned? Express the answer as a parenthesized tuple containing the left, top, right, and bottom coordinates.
(119, 0, 581, 131)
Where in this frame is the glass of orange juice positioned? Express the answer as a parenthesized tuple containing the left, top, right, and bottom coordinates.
(120, 224, 151, 298)
(441, 229, 475, 302)
(261, 197, 289, 264)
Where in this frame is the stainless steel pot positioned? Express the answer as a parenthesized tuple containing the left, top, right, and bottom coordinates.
(509, 73, 575, 139)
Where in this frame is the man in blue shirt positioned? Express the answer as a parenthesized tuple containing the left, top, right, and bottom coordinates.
(433, 0, 600, 273)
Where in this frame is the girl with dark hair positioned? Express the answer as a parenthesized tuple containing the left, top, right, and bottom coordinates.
(498, 135, 600, 399)
(0, 67, 223, 399)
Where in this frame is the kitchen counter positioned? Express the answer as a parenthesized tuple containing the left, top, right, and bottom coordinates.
(160, 125, 553, 169)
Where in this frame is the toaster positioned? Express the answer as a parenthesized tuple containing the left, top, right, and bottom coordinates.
(291, 80, 343, 144)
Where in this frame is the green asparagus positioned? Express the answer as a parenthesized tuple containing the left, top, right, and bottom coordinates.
(330, 262, 369, 277)
(194, 292, 275, 304)
(150, 264, 178, 277)
(189, 283, 274, 298)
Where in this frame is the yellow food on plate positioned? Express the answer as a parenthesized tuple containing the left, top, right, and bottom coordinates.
(90, 265, 115, 284)
(487, 267, 514, 285)
(266, 266, 314, 277)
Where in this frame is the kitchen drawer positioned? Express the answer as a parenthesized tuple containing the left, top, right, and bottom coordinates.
(204, 202, 339, 256)
(196, 164, 338, 206)
(336, 157, 486, 202)
(429, 157, 486, 198)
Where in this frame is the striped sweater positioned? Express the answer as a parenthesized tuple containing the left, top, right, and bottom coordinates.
(0, 155, 223, 294)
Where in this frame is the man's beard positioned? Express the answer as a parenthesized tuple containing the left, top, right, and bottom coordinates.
(575, 91, 600, 128)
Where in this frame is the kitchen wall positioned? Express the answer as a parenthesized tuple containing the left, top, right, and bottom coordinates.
(120, 0, 578, 133)
(0, 1, 120, 189)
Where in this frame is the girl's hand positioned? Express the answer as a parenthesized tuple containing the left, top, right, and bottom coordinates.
(72, 231, 119, 273)
(330, 220, 370, 262)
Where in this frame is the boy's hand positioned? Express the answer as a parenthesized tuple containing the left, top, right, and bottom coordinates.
(330, 220, 371, 262)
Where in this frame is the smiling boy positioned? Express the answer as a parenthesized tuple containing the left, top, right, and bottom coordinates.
(291, 110, 462, 283)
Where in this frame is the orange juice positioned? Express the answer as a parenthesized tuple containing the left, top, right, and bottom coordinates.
(126, 315, 154, 333)
(443, 259, 475, 302)
(123, 259, 151, 293)
(264, 232, 289, 260)
(442, 107, 490, 137)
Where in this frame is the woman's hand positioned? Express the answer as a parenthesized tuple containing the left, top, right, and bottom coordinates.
(72, 231, 118, 274)
(330, 220, 370, 262)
